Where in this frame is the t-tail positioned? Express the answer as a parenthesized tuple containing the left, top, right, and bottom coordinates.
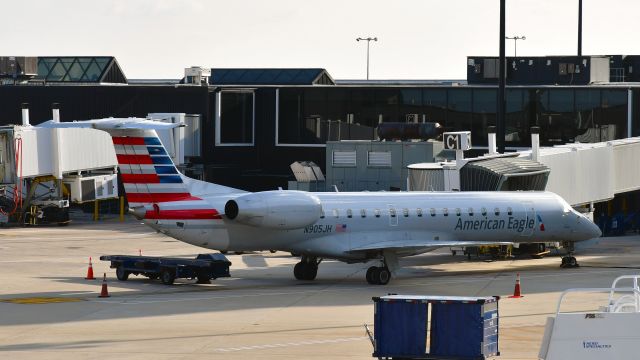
(38, 117, 245, 220)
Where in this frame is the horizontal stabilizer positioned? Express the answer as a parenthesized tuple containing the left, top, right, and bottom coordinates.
(38, 118, 181, 130)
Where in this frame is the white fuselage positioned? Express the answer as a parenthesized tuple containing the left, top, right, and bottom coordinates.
(145, 191, 600, 262)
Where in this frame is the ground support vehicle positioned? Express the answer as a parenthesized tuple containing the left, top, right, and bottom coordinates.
(100, 253, 231, 285)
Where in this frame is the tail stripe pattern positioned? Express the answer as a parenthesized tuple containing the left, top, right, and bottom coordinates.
(113, 136, 200, 206)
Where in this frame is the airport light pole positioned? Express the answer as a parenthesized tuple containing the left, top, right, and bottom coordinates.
(505, 35, 526, 57)
(497, 0, 506, 153)
(356, 37, 378, 80)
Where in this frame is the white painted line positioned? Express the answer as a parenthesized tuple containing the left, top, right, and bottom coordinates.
(212, 336, 367, 352)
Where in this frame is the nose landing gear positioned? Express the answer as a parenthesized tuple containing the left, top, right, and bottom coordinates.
(560, 241, 579, 268)
(561, 256, 579, 268)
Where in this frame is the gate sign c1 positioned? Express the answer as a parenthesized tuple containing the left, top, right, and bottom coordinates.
(443, 131, 472, 151)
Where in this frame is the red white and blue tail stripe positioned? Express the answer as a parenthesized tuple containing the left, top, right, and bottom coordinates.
(113, 136, 198, 206)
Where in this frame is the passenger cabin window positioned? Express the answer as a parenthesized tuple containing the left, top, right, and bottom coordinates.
(332, 209, 339, 218)
(443, 208, 449, 217)
(403, 208, 409, 217)
(416, 208, 423, 217)
(389, 208, 397, 218)
(360, 209, 366, 218)
(374, 209, 381, 218)
(430, 208, 436, 217)
(494, 208, 500, 216)
(481, 207, 487, 216)
(507, 207, 513, 216)
(347, 209, 353, 218)
(456, 208, 461, 216)
(468, 208, 474, 216)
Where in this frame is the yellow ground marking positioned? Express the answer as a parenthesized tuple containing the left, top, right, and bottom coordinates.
(1, 297, 84, 304)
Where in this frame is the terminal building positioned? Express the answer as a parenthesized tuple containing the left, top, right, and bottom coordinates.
(1, 54, 639, 221)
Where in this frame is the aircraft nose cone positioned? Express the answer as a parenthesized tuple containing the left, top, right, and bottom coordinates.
(589, 222, 602, 239)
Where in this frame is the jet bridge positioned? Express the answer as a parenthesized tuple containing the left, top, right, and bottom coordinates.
(0, 106, 119, 225)
(409, 128, 640, 207)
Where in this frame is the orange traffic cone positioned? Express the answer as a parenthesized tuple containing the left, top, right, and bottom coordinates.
(85, 257, 95, 280)
(98, 273, 110, 298)
(508, 273, 523, 298)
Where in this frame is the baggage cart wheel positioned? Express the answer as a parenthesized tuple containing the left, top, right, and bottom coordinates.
(160, 268, 176, 285)
(116, 265, 129, 281)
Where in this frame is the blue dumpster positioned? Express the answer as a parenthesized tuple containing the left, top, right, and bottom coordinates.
(372, 295, 499, 359)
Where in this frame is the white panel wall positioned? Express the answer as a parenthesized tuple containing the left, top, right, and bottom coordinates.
(16, 127, 117, 178)
(528, 144, 614, 205)
(613, 142, 640, 193)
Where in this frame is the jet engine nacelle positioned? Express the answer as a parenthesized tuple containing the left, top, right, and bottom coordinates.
(224, 191, 322, 230)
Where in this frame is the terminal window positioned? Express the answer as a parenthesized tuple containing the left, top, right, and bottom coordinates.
(219, 91, 254, 145)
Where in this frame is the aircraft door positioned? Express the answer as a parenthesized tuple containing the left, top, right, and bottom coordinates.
(521, 201, 535, 237)
(388, 205, 398, 226)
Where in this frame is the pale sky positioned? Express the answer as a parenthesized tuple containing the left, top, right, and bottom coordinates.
(5, 0, 640, 80)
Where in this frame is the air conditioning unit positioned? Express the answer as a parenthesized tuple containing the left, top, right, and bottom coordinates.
(184, 66, 211, 85)
(63, 174, 119, 203)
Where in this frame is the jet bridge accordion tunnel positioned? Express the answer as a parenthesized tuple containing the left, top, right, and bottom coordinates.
(409, 157, 550, 192)
(460, 157, 550, 191)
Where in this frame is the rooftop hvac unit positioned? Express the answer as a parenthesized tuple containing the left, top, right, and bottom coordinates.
(184, 66, 211, 85)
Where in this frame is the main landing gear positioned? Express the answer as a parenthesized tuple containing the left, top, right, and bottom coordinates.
(366, 265, 391, 285)
(294, 256, 321, 281)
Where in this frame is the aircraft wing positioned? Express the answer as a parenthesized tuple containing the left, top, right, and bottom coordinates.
(347, 239, 514, 253)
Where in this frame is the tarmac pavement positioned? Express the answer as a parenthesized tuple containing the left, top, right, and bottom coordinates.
(1, 217, 639, 359)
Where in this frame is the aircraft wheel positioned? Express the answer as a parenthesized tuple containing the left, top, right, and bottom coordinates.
(366, 266, 378, 284)
(116, 266, 129, 281)
(294, 262, 305, 280)
(303, 264, 318, 280)
(376, 267, 391, 285)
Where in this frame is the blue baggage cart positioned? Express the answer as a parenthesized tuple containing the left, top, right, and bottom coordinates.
(372, 295, 499, 359)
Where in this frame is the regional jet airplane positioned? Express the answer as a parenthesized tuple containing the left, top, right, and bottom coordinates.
(40, 118, 602, 284)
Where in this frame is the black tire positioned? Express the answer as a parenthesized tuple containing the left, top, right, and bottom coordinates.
(366, 266, 378, 284)
(377, 268, 391, 285)
(196, 274, 211, 284)
(220, 250, 228, 254)
(368, 267, 381, 285)
(294, 262, 304, 280)
(116, 266, 129, 281)
(269, 250, 277, 254)
(569, 256, 578, 268)
(160, 268, 175, 285)
(303, 265, 318, 280)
